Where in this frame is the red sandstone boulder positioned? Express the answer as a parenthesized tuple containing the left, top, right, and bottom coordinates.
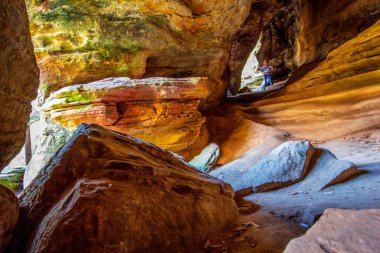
(12, 124, 238, 253)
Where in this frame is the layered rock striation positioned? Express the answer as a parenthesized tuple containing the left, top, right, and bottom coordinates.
(241, 20, 380, 140)
(27, 0, 251, 105)
(42, 77, 217, 160)
(12, 124, 238, 253)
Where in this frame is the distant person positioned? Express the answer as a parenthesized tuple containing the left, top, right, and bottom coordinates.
(259, 60, 274, 91)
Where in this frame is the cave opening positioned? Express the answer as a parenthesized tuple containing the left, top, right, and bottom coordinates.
(0, 1, 380, 252)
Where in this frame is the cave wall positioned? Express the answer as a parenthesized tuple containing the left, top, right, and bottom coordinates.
(256, 0, 380, 79)
(227, 0, 286, 94)
(27, 0, 252, 107)
(0, 0, 40, 170)
(243, 20, 380, 140)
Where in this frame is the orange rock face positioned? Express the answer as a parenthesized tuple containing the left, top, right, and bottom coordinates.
(27, 0, 252, 105)
(43, 77, 216, 159)
(12, 124, 238, 253)
(239, 20, 380, 141)
(0, 0, 40, 169)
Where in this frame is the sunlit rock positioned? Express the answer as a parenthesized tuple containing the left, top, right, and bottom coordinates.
(26, 0, 251, 106)
(211, 141, 365, 196)
(284, 209, 380, 253)
(189, 143, 221, 173)
(12, 124, 238, 253)
(243, 20, 380, 140)
(42, 77, 216, 160)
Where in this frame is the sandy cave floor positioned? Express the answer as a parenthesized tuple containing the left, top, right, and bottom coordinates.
(203, 129, 380, 253)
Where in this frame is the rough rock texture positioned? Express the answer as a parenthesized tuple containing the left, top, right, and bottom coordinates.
(11, 124, 238, 253)
(189, 143, 221, 173)
(211, 141, 364, 196)
(24, 118, 72, 188)
(284, 209, 380, 253)
(0, 0, 40, 170)
(205, 104, 289, 165)
(257, 0, 380, 78)
(227, 0, 282, 94)
(27, 0, 251, 105)
(242, 20, 380, 140)
(212, 141, 316, 194)
(42, 77, 215, 160)
(0, 185, 19, 252)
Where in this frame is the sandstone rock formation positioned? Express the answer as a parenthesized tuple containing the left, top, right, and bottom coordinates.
(205, 104, 289, 165)
(189, 143, 221, 173)
(284, 209, 380, 253)
(241, 20, 380, 141)
(12, 124, 238, 253)
(211, 141, 364, 196)
(0, 185, 19, 251)
(42, 77, 215, 160)
(227, 0, 282, 94)
(257, 0, 380, 78)
(27, 0, 251, 105)
(212, 141, 316, 194)
(0, 0, 40, 170)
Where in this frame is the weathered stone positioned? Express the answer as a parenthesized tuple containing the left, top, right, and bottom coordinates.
(189, 143, 221, 173)
(243, 20, 380, 141)
(212, 141, 316, 194)
(24, 117, 72, 188)
(0, 0, 40, 170)
(205, 105, 289, 165)
(0, 185, 19, 251)
(227, 0, 282, 94)
(284, 209, 380, 253)
(42, 77, 214, 160)
(211, 141, 365, 196)
(27, 0, 251, 106)
(12, 124, 238, 253)
(257, 0, 380, 78)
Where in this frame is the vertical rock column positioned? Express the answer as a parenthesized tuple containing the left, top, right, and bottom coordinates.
(0, 0, 40, 169)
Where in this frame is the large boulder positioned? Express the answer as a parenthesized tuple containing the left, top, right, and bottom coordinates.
(189, 143, 221, 173)
(212, 141, 316, 194)
(284, 208, 380, 253)
(0, 185, 19, 251)
(0, 0, 40, 170)
(26, 0, 251, 106)
(11, 124, 238, 253)
(211, 141, 364, 196)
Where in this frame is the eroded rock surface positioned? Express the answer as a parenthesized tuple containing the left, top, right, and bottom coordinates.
(0, 0, 40, 170)
(12, 124, 238, 253)
(257, 0, 380, 78)
(42, 77, 215, 161)
(0, 185, 19, 251)
(27, 0, 251, 105)
(189, 143, 221, 173)
(212, 141, 316, 194)
(211, 141, 364, 196)
(243, 20, 380, 140)
(284, 209, 380, 253)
